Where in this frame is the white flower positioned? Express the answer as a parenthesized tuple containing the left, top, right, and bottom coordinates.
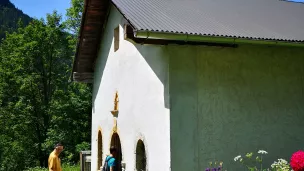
(278, 159, 288, 164)
(258, 150, 268, 154)
(271, 163, 277, 168)
(271, 158, 290, 170)
(234, 155, 242, 161)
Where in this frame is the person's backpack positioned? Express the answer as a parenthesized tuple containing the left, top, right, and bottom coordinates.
(102, 156, 112, 171)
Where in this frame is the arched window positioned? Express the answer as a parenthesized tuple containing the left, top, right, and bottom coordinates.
(97, 131, 103, 170)
(136, 140, 147, 171)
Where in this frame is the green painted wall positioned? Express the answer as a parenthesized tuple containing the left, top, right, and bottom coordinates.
(169, 45, 304, 171)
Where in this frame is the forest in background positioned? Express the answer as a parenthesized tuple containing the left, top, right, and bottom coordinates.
(0, 0, 92, 170)
(0, 0, 31, 40)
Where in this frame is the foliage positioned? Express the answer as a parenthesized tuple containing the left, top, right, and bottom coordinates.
(25, 164, 80, 171)
(65, 0, 84, 51)
(290, 150, 304, 171)
(65, 0, 84, 35)
(234, 150, 296, 171)
(43, 83, 92, 163)
(0, 13, 69, 169)
(234, 150, 269, 171)
(76, 141, 91, 154)
(0, 0, 90, 170)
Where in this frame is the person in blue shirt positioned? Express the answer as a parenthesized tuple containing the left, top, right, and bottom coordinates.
(104, 146, 117, 171)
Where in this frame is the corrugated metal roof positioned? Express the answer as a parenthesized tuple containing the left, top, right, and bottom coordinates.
(112, 0, 304, 42)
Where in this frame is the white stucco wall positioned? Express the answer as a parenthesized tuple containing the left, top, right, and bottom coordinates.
(90, 4, 304, 171)
(91, 5, 171, 171)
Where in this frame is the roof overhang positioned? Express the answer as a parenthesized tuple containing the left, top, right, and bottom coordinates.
(72, 0, 110, 83)
(133, 30, 304, 47)
(72, 0, 304, 83)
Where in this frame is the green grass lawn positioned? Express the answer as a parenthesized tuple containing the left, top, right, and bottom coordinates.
(25, 164, 80, 171)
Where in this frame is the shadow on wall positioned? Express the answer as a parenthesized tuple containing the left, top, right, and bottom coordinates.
(166, 44, 304, 170)
(133, 44, 170, 109)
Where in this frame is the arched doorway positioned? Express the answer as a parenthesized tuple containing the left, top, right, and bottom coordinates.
(110, 133, 122, 171)
(97, 131, 103, 170)
(136, 140, 147, 171)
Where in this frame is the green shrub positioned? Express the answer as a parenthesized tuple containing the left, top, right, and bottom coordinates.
(25, 164, 80, 171)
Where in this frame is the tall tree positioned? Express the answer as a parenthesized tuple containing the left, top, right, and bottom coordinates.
(66, 0, 84, 35)
(44, 0, 92, 164)
(0, 11, 72, 169)
(65, 0, 85, 52)
(0, 1, 91, 170)
(46, 0, 92, 162)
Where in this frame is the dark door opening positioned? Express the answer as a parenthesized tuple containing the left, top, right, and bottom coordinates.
(110, 133, 122, 171)
(136, 140, 147, 171)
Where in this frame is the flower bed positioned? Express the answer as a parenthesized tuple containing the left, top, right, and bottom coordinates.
(205, 150, 304, 171)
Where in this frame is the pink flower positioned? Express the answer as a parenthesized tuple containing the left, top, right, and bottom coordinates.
(290, 150, 304, 171)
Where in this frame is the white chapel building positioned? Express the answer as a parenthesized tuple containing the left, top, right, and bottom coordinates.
(72, 0, 304, 170)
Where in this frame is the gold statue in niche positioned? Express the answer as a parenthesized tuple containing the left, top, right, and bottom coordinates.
(111, 91, 119, 116)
